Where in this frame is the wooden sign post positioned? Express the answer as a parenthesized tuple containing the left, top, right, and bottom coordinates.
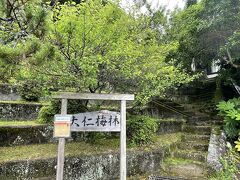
(53, 93, 134, 180)
(56, 99, 67, 180)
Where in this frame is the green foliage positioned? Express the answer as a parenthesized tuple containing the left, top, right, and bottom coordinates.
(67, 100, 89, 114)
(83, 132, 113, 144)
(38, 100, 60, 123)
(38, 106, 55, 123)
(18, 80, 42, 101)
(0, 0, 195, 105)
(167, 2, 203, 70)
(22, 1, 194, 105)
(235, 138, 240, 151)
(217, 98, 240, 139)
(168, 0, 240, 85)
(209, 150, 239, 180)
(38, 99, 89, 123)
(0, 0, 49, 82)
(186, 0, 197, 8)
(127, 115, 158, 146)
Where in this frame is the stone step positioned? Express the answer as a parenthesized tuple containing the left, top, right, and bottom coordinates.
(0, 124, 53, 146)
(148, 175, 187, 180)
(173, 151, 207, 162)
(187, 116, 211, 122)
(182, 111, 196, 116)
(181, 134, 210, 142)
(174, 106, 185, 111)
(0, 101, 47, 120)
(165, 163, 207, 180)
(33, 177, 55, 180)
(187, 120, 223, 126)
(161, 157, 207, 180)
(157, 119, 186, 134)
(177, 142, 209, 152)
(183, 126, 211, 135)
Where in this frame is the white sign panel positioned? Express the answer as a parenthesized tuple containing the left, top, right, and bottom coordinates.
(55, 115, 72, 122)
(71, 110, 120, 132)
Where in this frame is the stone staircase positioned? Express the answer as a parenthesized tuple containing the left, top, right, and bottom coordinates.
(145, 80, 223, 179)
(158, 111, 223, 179)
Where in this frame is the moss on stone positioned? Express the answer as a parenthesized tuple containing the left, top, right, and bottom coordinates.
(164, 157, 202, 166)
(153, 133, 182, 146)
(0, 120, 43, 127)
(212, 126, 222, 135)
(0, 100, 49, 105)
(158, 118, 186, 123)
(0, 133, 182, 163)
(128, 174, 148, 179)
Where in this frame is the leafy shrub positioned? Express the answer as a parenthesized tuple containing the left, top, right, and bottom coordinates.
(18, 80, 42, 101)
(83, 132, 113, 143)
(38, 99, 89, 123)
(235, 138, 240, 152)
(38, 100, 60, 123)
(209, 150, 239, 180)
(127, 115, 158, 146)
(217, 98, 240, 140)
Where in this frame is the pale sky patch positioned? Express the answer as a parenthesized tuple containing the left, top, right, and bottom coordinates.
(120, 0, 186, 12)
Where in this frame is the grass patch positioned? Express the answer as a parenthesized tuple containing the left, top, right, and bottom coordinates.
(0, 120, 44, 127)
(0, 133, 182, 163)
(164, 157, 201, 166)
(158, 118, 186, 122)
(0, 139, 119, 163)
(0, 100, 49, 105)
(153, 133, 182, 146)
(128, 174, 148, 180)
(128, 133, 182, 150)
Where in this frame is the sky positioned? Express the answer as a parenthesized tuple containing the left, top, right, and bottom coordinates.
(120, 0, 186, 12)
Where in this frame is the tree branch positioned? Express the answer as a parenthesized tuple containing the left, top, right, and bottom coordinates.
(66, 30, 72, 60)
(79, 11, 86, 59)
(6, 0, 23, 30)
(225, 48, 240, 69)
(0, 17, 14, 22)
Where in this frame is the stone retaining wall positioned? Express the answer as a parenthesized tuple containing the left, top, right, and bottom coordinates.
(0, 102, 44, 120)
(0, 147, 170, 179)
(0, 125, 53, 146)
(207, 126, 227, 172)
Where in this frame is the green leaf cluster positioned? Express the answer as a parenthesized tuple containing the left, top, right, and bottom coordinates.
(235, 138, 240, 152)
(209, 149, 239, 180)
(0, 0, 195, 104)
(127, 115, 158, 146)
(217, 98, 240, 139)
(0, 0, 49, 83)
(18, 79, 43, 101)
(167, 0, 240, 84)
(17, 0, 193, 104)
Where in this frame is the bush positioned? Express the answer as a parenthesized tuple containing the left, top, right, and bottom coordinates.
(209, 150, 239, 180)
(217, 98, 240, 140)
(18, 80, 42, 101)
(127, 115, 158, 146)
(38, 99, 89, 123)
(38, 100, 60, 123)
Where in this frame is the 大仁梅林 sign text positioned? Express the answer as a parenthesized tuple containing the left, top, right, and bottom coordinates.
(70, 110, 120, 132)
